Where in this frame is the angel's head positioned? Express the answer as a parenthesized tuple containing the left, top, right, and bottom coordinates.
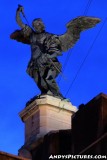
(32, 18, 45, 33)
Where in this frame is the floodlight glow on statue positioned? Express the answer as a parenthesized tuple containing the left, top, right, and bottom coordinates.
(10, 5, 101, 99)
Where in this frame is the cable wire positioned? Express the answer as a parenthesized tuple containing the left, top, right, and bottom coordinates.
(83, 0, 93, 16)
(65, 18, 107, 97)
(78, 132, 107, 154)
(58, 0, 93, 84)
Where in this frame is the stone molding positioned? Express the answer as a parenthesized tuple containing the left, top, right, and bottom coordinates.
(19, 95, 77, 122)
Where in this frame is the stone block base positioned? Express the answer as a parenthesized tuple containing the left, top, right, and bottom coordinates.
(19, 95, 77, 145)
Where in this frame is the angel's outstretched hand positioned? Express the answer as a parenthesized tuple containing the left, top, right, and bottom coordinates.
(17, 4, 24, 13)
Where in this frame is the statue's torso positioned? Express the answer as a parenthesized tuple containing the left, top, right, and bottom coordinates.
(27, 31, 61, 76)
(30, 32, 53, 56)
(28, 31, 60, 69)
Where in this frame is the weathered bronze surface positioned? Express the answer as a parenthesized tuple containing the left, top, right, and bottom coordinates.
(10, 5, 101, 99)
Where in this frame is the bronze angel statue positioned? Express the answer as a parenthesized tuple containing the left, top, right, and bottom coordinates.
(10, 5, 101, 99)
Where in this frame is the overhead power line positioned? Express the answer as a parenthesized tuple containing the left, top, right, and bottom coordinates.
(58, 0, 93, 84)
(78, 132, 107, 154)
(65, 18, 107, 97)
(83, 0, 93, 16)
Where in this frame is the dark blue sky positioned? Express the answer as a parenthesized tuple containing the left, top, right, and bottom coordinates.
(0, 0, 107, 155)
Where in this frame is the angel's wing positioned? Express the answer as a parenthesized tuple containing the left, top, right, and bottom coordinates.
(10, 29, 30, 45)
(59, 16, 101, 52)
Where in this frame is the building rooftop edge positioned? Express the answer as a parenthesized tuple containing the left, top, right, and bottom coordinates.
(0, 150, 30, 160)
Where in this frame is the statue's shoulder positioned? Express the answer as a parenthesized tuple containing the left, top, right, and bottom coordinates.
(45, 32, 59, 39)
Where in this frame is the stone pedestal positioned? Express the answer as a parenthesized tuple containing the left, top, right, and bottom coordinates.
(19, 95, 77, 158)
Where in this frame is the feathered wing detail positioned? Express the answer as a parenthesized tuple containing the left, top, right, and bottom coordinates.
(10, 29, 31, 45)
(59, 16, 101, 52)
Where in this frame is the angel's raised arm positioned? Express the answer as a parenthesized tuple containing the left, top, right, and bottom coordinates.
(16, 5, 32, 36)
(16, 5, 26, 28)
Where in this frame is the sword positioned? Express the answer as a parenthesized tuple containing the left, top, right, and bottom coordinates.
(18, 4, 31, 28)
